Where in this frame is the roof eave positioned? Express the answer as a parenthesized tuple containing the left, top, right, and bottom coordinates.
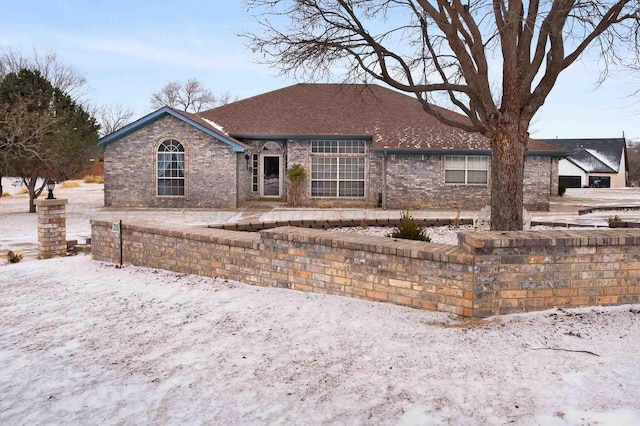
(371, 148, 564, 156)
(229, 133, 373, 141)
(372, 148, 491, 155)
(98, 107, 246, 153)
(526, 150, 567, 157)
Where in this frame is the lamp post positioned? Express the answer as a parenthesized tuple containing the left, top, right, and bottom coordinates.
(35, 178, 67, 259)
(45, 178, 56, 200)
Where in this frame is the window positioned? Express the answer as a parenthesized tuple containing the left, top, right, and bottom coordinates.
(444, 155, 488, 185)
(310, 140, 366, 197)
(311, 140, 366, 154)
(252, 154, 259, 192)
(157, 139, 185, 196)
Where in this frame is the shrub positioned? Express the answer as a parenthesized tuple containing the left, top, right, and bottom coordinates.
(452, 205, 461, 227)
(387, 211, 431, 242)
(83, 175, 104, 183)
(60, 180, 80, 189)
(558, 183, 566, 197)
(286, 164, 308, 207)
(5, 250, 23, 263)
(608, 215, 622, 224)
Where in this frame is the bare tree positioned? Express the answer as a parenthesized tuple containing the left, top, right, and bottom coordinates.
(244, 0, 640, 230)
(96, 104, 134, 137)
(0, 47, 88, 101)
(0, 99, 59, 198)
(150, 79, 234, 113)
(216, 91, 238, 105)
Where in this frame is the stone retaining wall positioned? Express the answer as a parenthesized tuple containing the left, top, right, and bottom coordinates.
(91, 220, 640, 317)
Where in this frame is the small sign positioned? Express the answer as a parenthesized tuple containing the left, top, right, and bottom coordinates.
(112, 222, 121, 233)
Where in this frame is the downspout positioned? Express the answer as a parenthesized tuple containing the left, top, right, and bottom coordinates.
(382, 150, 388, 210)
(236, 152, 240, 207)
(549, 156, 558, 197)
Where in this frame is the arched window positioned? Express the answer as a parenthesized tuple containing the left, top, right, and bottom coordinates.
(157, 139, 185, 196)
(262, 141, 282, 152)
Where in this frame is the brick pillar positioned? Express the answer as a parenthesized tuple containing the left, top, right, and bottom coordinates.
(34, 198, 68, 259)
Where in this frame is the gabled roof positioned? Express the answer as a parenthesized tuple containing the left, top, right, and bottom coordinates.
(200, 83, 561, 154)
(98, 106, 248, 153)
(538, 138, 625, 173)
(567, 150, 617, 173)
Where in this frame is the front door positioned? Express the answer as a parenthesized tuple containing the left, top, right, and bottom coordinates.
(262, 155, 281, 197)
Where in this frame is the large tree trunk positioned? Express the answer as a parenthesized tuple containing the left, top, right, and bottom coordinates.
(488, 122, 529, 231)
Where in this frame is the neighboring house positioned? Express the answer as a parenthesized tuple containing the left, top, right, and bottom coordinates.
(99, 84, 562, 211)
(539, 138, 628, 188)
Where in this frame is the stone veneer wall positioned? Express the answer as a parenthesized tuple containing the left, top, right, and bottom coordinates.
(92, 220, 640, 317)
(104, 115, 238, 208)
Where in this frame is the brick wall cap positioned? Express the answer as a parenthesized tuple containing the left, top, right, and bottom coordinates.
(459, 229, 640, 251)
(35, 198, 68, 207)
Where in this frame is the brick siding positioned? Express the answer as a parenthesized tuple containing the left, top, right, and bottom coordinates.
(103, 117, 556, 210)
(92, 220, 640, 317)
(104, 115, 238, 208)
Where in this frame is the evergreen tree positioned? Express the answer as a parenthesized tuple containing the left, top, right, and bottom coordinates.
(0, 69, 99, 212)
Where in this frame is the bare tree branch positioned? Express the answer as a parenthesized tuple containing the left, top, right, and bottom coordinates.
(96, 104, 134, 137)
(150, 79, 234, 113)
(243, 0, 640, 230)
(0, 47, 88, 101)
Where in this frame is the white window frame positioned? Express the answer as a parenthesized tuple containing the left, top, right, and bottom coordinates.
(251, 153, 259, 192)
(156, 139, 186, 197)
(444, 155, 489, 185)
(260, 154, 283, 197)
(310, 140, 366, 198)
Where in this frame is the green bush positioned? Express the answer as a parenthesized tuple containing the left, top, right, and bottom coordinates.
(5, 250, 23, 263)
(387, 211, 431, 242)
(608, 215, 622, 224)
(558, 183, 566, 197)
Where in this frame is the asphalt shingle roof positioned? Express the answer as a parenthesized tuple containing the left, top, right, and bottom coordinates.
(200, 83, 560, 153)
(538, 138, 625, 173)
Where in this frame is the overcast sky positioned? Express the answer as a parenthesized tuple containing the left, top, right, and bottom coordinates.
(1, 0, 638, 140)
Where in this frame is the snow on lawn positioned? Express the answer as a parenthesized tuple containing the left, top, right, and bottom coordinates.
(2, 255, 640, 425)
(332, 225, 601, 245)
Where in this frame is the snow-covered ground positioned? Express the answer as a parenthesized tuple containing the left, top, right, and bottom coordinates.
(2, 179, 640, 424)
(2, 255, 640, 425)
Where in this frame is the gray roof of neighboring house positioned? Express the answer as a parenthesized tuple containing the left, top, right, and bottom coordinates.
(537, 138, 626, 173)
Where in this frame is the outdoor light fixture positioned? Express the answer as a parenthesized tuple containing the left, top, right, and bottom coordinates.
(45, 178, 56, 200)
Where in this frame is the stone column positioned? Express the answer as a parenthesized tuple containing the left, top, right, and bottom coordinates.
(34, 198, 68, 259)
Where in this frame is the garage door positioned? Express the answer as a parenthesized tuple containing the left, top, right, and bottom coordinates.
(559, 176, 581, 188)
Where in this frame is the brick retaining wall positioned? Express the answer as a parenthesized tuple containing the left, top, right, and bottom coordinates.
(91, 220, 640, 317)
(459, 230, 640, 316)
